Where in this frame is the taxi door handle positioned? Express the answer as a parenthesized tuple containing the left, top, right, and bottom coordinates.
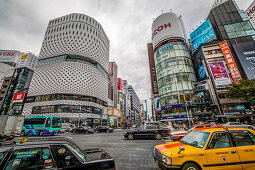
(231, 151, 237, 154)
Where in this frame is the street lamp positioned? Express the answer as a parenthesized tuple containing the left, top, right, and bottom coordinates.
(185, 101, 194, 126)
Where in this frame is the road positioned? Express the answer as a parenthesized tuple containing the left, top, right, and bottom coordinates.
(60, 129, 163, 170)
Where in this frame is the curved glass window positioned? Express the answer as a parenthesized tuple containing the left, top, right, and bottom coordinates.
(26, 94, 107, 107)
(32, 105, 102, 115)
(37, 55, 108, 78)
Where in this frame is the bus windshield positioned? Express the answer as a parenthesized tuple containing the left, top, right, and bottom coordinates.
(52, 117, 62, 128)
(24, 118, 46, 125)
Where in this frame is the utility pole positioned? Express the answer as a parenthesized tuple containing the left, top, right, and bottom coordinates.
(78, 105, 81, 126)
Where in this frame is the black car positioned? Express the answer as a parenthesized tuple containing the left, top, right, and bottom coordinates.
(96, 126, 113, 133)
(124, 125, 170, 140)
(0, 137, 115, 170)
(72, 126, 94, 134)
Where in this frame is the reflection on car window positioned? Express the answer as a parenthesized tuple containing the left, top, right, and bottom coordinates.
(180, 130, 210, 148)
(51, 145, 82, 168)
(230, 131, 255, 146)
(0, 151, 7, 164)
(5, 147, 55, 170)
(138, 126, 145, 130)
(207, 133, 231, 149)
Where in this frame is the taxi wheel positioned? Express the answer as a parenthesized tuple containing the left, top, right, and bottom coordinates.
(182, 162, 201, 170)
(155, 133, 162, 140)
(128, 134, 134, 140)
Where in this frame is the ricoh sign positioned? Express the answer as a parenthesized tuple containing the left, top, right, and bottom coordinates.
(151, 13, 185, 48)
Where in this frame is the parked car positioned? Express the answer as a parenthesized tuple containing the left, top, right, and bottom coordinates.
(154, 127, 255, 170)
(96, 126, 113, 133)
(124, 125, 170, 140)
(0, 137, 115, 170)
(222, 122, 255, 130)
(72, 126, 94, 134)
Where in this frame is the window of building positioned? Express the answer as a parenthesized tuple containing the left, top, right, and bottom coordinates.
(224, 21, 255, 39)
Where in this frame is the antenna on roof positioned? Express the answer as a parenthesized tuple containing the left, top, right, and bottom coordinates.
(170, 9, 172, 13)
(161, 9, 163, 14)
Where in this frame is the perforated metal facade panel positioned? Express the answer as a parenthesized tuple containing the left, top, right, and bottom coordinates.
(22, 13, 109, 118)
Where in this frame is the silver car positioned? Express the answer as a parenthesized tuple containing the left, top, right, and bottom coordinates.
(223, 122, 255, 130)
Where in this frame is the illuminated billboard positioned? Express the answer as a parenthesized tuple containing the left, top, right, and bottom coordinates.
(233, 41, 255, 80)
(190, 19, 216, 50)
(198, 62, 207, 81)
(209, 62, 231, 87)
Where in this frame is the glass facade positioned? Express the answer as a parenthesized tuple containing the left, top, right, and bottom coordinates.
(37, 54, 108, 77)
(26, 93, 107, 106)
(32, 104, 102, 115)
(154, 41, 196, 108)
(224, 21, 255, 38)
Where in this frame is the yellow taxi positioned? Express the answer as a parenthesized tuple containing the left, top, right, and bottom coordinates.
(153, 127, 255, 170)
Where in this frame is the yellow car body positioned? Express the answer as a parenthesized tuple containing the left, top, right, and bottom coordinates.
(153, 127, 255, 170)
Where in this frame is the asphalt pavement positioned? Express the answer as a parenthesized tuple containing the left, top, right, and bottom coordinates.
(60, 129, 163, 170)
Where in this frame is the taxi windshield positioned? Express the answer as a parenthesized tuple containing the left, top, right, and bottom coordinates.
(180, 130, 210, 148)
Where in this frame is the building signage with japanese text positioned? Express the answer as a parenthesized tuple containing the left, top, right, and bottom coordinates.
(219, 41, 242, 84)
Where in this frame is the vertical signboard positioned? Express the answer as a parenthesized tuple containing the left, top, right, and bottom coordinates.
(246, 0, 255, 29)
(219, 41, 242, 84)
(198, 62, 207, 81)
(190, 19, 216, 50)
(209, 62, 231, 87)
(232, 42, 255, 80)
(117, 78, 123, 91)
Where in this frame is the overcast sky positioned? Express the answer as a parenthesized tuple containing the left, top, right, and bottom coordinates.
(0, 0, 253, 116)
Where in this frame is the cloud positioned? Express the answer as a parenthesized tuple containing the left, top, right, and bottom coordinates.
(0, 0, 253, 117)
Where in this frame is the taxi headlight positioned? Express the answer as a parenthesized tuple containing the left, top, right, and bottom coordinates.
(162, 155, 172, 165)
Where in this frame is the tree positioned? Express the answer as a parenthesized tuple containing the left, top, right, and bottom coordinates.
(226, 79, 255, 103)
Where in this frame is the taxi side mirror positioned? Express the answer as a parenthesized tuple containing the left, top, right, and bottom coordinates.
(178, 146, 185, 154)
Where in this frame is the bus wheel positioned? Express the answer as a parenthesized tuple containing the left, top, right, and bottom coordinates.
(21, 131, 26, 136)
(39, 131, 44, 136)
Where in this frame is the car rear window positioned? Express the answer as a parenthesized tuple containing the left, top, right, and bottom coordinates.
(230, 130, 255, 146)
(5, 147, 55, 170)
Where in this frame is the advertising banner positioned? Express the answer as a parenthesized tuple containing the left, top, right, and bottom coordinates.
(198, 62, 207, 81)
(13, 92, 26, 103)
(232, 41, 255, 80)
(219, 41, 242, 84)
(0, 50, 19, 63)
(162, 114, 191, 121)
(190, 19, 216, 50)
(17, 53, 38, 71)
(209, 62, 231, 87)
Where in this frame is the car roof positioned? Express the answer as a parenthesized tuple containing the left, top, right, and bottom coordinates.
(193, 127, 252, 133)
(0, 137, 74, 151)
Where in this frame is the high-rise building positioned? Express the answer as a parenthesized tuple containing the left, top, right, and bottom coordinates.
(22, 13, 109, 123)
(128, 85, 141, 125)
(151, 13, 196, 124)
(108, 61, 118, 126)
(208, 0, 255, 80)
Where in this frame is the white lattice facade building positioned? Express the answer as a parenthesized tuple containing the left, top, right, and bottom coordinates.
(22, 13, 109, 118)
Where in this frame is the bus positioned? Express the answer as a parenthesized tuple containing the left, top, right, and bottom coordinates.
(22, 116, 62, 136)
